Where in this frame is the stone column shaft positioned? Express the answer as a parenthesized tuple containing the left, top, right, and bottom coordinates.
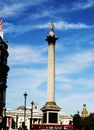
(47, 43, 55, 102)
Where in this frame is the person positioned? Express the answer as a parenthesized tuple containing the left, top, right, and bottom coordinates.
(18, 126, 22, 130)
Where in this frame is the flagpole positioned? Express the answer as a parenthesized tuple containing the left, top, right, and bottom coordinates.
(0, 18, 3, 39)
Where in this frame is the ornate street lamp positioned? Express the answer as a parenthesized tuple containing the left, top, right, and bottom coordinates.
(23, 92, 27, 128)
(30, 101, 34, 130)
(16, 115, 18, 129)
(3, 107, 6, 130)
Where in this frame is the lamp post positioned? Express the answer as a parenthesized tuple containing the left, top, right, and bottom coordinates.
(3, 107, 6, 130)
(30, 101, 34, 130)
(16, 115, 18, 129)
(23, 92, 27, 129)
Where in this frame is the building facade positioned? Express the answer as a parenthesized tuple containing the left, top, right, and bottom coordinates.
(0, 36, 9, 130)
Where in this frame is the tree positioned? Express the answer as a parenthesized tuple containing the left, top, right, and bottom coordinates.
(73, 113, 81, 130)
(73, 113, 94, 130)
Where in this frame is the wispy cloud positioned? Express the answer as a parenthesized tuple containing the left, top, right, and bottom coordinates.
(9, 45, 47, 65)
(4, 20, 92, 36)
(56, 49, 94, 75)
(72, 0, 94, 10)
(57, 91, 94, 114)
(0, 0, 47, 17)
(55, 21, 90, 30)
(33, 21, 90, 30)
(8, 43, 94, 95)
(1, 3, 25, 17)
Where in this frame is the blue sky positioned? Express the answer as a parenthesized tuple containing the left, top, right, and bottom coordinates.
(0, 0, 94, 115)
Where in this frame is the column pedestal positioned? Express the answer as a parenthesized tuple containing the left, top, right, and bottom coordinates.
(41, 101, 61, 123)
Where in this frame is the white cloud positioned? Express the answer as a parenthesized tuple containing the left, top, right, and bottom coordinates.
(72, 0, 94, 10)
(4, 22, 33, 34)
(8, 44, 94, 91)
(2, 3, 24, 17)
(28, 21, 91, 32)
(56, 50, 94, 75)
(0, 0, 47, 17)
(73, 78, 94, 88)
(4, 20, 92, 35)
(30, 11, 51, 19)
(8, 43, 94, 91)
(55, 21, 90, 30)
(53, 48, 94, 101)
(58, 91, 94, 114)
(8, 45, 47, 65)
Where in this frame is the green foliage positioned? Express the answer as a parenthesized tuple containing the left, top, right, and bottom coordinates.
(73, 113, 94, 130)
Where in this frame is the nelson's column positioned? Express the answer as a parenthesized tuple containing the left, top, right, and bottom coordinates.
(41, 22, 61, 123)
(0, 19, 9, 130)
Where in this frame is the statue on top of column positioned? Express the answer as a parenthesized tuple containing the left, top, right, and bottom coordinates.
(49, 21, 55, 36)
(50, 21, 54, 31)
